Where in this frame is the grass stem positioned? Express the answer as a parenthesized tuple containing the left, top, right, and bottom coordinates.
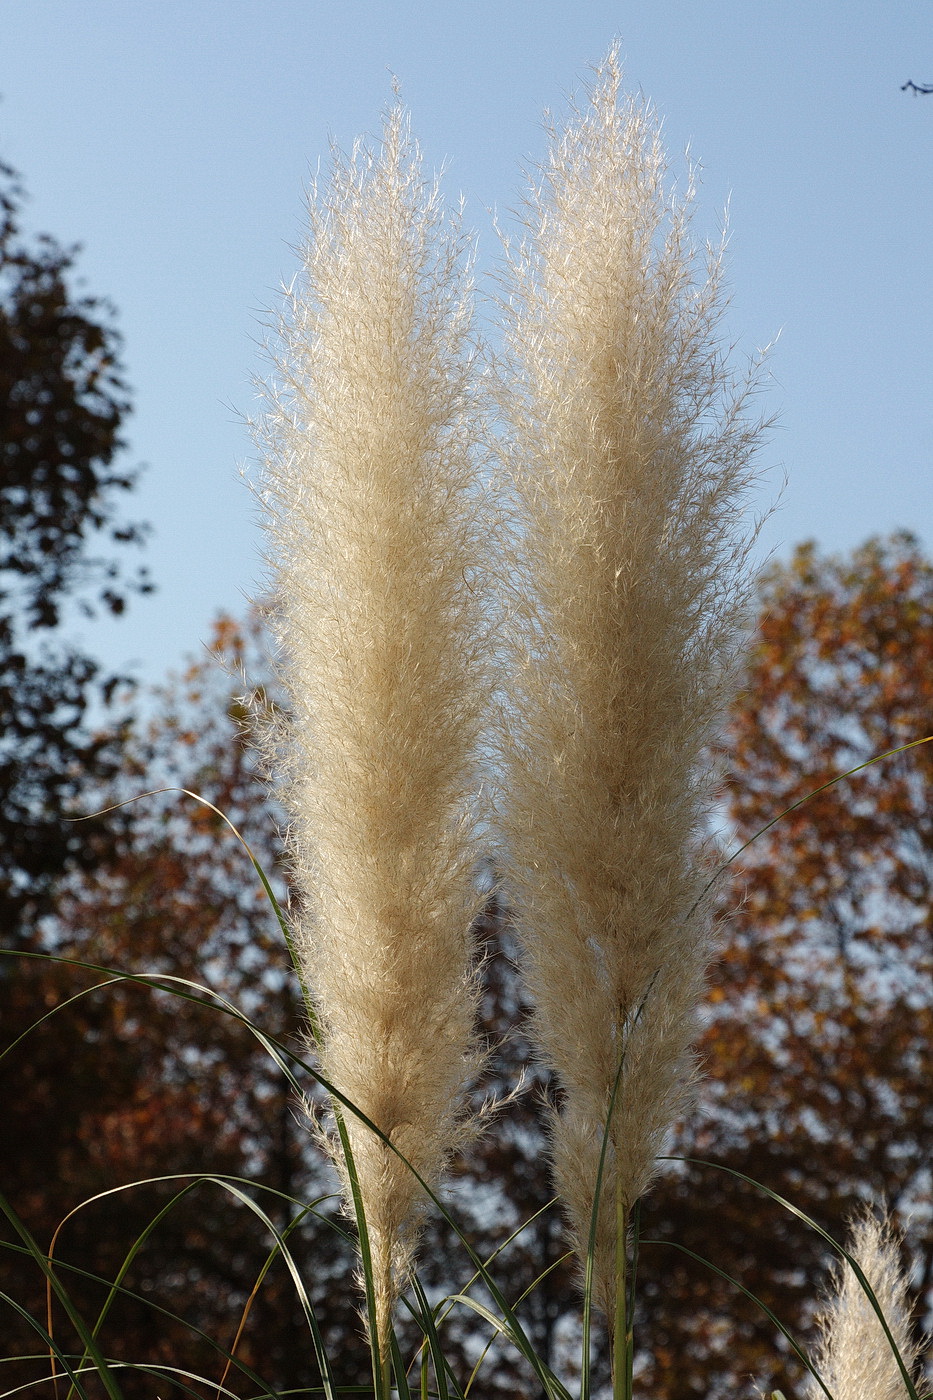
(612, 1182, 628, 1400)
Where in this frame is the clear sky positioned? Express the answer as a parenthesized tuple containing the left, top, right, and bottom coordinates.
(2, 0, 931, 685)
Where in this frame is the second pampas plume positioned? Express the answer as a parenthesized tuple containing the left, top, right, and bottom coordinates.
(807, 1212, 927, 1400)
(496, 49, 766, 1330)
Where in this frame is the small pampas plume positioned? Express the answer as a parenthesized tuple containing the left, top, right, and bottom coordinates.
(495, 47, 766, 1329)
(808, 1211, 926, 1400)
(254, 104, 487, 1350)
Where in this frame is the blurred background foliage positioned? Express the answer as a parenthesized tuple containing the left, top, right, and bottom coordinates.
(1, 145, 932, 1400)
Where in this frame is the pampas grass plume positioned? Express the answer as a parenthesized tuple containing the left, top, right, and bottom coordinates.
(808, 1211, 926, 1400)
(495, 46, 766, 1326)
(254, 104, 488, 1344)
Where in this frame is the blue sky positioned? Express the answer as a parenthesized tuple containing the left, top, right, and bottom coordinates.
(2, 0, 931, 684)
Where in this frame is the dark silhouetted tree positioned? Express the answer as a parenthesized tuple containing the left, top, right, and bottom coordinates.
(0, 153, 151, 949)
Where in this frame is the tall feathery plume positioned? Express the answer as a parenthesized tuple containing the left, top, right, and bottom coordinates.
(496, 48, 765, 1334)
(808, 1212, 925, 1400)
(254, 105, 487, 1353)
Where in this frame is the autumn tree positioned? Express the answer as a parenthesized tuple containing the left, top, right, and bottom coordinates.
(636, 532, 933, 1399)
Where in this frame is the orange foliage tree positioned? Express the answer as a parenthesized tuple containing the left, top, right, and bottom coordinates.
(637, 532, 933, 1398)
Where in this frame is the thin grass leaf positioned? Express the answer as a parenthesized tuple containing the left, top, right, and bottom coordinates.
(69, 786, 319, 1029)
(460, 1248, 575, 1397)
(91, 1361, 246, 1400)
(3, 947, 340, 1395)
(39, 1170, 339, 1400)
(694, 734, 933, 915)
(408, 1274, 457, 1400)
(443, 1293, 554, 1386)
(42, 1172, 342, 1245)
(5, 946, 563, 1396)
(198, 1178, 339, 1400)
(215, 1200, 324, 1400)
(640, 1237, 833, 1399)
(0, 973, 128, 1068)
(48, 1174, 331, 1400)
(0, 1292, 94, 1400)
(243, 1390, 373, 1398)
(390, 1330, 414, 1400)
(0, 949, 310, 1104)
(582, 971, 658, 1398)
(332, 1104, 387, 1400)
(396, 1202, 569, 1400)
(442, 1279, 574, 1400)
(0, 1237, 282, 1396)
(436, 1262, 570, 1400)
(0, 956, 293, 1082)
(0, 1362, 370, 1400)
(0, 1370, 241, 1400)
(0, 1192, 124, 1400)
(55, 1178, 206, 1400)
(665, 1157, 921, 1400)
(428, 1195, 562, 1330)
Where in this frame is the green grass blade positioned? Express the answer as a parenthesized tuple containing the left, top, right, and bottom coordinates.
(330, 1105, 387, 1400)
(3, 948, 566, 1398)
(640, 1237, 833, 1399)
(443, 1288, 569, 1400)
(407, 1274, 458, 1400)
(426, 1196, 562, 1333)
(199, 1177, 339, 1400)
(69, 787, 320, 1034)
(665, 1156, 921, 1400)
(27, 1170, 340, 1400)
(0, 1191, 124, 1400)
(46, 1177, 332, 1400)
(694, 734, 933, 913)
(390, 1329, 414, 1400)
(93, 1360, 247, 1398)
(60, 1178, 203, 1400)
(458, 1248, 574, 1397)
(582, 973, 658, 1400)
(0, 1237, 280, 1396)
(581, 1043, 620, 1399)
(0, 1291, 94, 1400)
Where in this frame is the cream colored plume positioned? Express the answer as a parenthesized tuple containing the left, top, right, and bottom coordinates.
(254, 105, 487, 1341)
(495, 47, 765, 1324)
(808, 1212, 925, 1400)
